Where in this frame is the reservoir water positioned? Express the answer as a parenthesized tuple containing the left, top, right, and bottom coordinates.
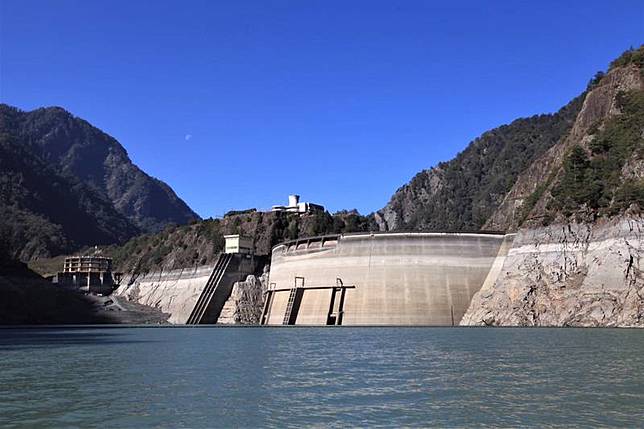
(1, 327, 643, 428)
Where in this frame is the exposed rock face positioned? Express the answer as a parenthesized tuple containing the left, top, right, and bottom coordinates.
(218, 269, 269, 325)
(377, 168, 444, 231)
(485, 65, 643, 231)
(462, 56, 644, 326)
(377, 96, 583, 232)
(378, 49, 643, 237)
(461, 215, 643, 327)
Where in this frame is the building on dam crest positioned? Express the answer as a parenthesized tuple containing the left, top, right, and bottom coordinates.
(271, 194, 324, 214)
(224, 234, 254, 254)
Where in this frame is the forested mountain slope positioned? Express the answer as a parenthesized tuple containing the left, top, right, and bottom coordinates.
(376, 96, 584, 231)
(0, 105, 200, 260)
(107, 209, 375, 273)
(487, 48, 643, 229)
(377, 46, 643, 233)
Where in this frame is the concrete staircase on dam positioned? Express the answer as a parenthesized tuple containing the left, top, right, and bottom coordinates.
(186, 253, 239, 325)
(114, 252, 262, 324)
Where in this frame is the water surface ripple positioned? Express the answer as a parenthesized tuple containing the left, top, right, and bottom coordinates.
(1, 327, 643, 428)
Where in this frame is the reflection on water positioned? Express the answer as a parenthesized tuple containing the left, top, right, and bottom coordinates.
(0, 329, 152, 351)
(1, 327, 643, 427)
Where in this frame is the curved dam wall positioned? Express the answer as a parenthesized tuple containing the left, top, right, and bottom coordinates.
(264, 232, 514, 326)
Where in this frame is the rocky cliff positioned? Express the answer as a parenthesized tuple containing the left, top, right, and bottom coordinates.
(485, 62, 643, 230)
(461, 215, 643, 327)
(375, 95, 584, 231)
(218, 271, 269, 325)
(378, 47, 643, 235)
(461, 47, 644, 326)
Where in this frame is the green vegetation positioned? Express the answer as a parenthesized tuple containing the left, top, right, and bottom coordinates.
(224, 208, 257, 217)
(0, 103, 199, 262)
(587, 71, 605, 90)
(609, 45, 644, 71)
(385, 94, 584, 231)
(108, 217, 227, 271)
(302, 210, 374, 237)
(0, 122, 140, 261)
(519, 179, 551, 224)
(549, 89, 644, 217)
(614, 179, 644, 211)
(106, 209, 376, 272)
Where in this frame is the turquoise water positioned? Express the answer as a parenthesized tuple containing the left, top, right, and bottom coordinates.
(1, 327, 643, 428)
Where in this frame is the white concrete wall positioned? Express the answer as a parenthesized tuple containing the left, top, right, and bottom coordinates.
(266, 233, 511, 325)
(115, 264, 216, 324)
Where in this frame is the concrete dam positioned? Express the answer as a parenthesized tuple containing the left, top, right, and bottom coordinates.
(262, 232, 515, 326)
(116, 253, 260, 324)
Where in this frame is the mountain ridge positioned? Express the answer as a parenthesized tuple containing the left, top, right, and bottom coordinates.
(4, 104, 201, 231)
(377, 46, 643, 233)
(375, 95, 585, 232)
(0, 104, 200, 260)
(99, 46, 644, 277)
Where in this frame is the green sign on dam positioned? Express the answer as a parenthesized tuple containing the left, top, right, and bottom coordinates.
(262, 232, 515, 326)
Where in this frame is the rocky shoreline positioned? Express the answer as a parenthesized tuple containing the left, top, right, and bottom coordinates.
(461, 215, 643, 327)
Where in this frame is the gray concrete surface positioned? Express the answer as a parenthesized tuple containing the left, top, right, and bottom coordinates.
(115, 254, 258, 324)
(265, 232, 512, 325)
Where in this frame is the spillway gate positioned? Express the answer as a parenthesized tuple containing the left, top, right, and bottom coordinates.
(261, 277, 355, 326)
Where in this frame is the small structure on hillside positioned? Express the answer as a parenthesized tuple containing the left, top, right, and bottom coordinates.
(52, 252, 120, 295)
(224, 234, 254, 255)
(271, 194, 324, 214)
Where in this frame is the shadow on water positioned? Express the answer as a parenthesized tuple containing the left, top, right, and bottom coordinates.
(0, 328, 154, 351)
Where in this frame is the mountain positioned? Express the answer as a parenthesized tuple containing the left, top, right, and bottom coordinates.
(103, 47, 644, 277)
(486, 48, 643, 229)
(460, 47, 644, 327)
(0, 105, 200, 260)
(376, 95, 585, 232)
(371, 46, 644, 328)
(0, 132, 139, 260)
(377, 46, 643, 232)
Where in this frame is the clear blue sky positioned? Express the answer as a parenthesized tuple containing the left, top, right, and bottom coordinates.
(1, 1, 643, 217)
